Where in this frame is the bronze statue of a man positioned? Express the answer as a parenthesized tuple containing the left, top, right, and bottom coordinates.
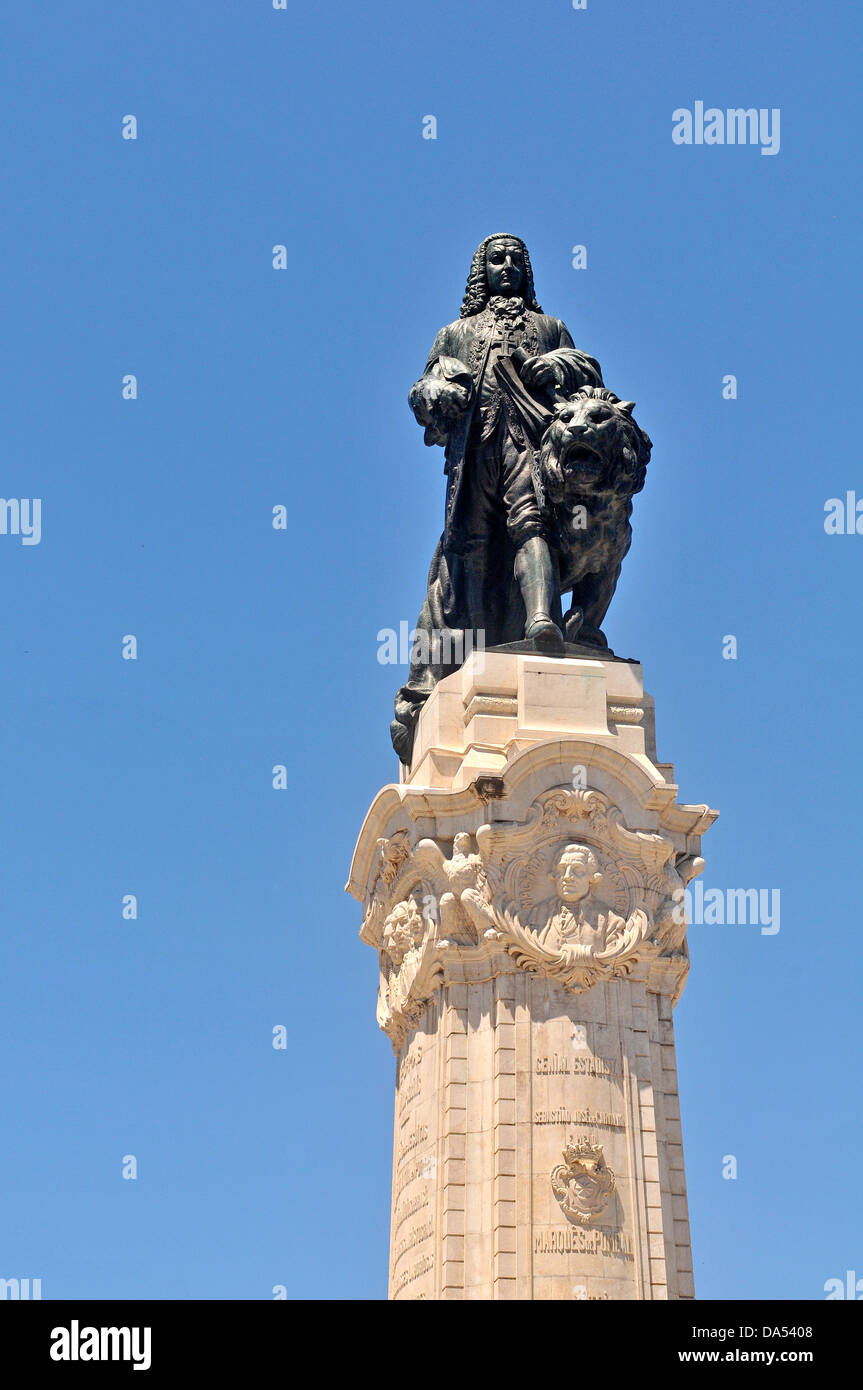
(391, 234, 650, 764)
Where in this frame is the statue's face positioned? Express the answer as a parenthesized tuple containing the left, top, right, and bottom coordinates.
(485, 239, 525, 298)
(554, 849, 595, 904)
(453, 833, 471, 855)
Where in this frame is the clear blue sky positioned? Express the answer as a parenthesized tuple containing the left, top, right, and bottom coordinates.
(1, 0, 860, 1300)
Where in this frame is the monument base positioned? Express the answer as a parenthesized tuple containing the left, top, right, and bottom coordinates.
(486, 639, 636, 663)
(348, 652, 716, 1300)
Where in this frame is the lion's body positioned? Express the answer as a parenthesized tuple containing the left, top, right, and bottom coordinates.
(536, 387, 651, 645)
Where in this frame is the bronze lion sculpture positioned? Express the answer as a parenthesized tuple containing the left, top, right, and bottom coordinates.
(536, 386, 652, 649)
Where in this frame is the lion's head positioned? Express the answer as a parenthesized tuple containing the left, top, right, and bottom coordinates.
(538, 387, 651, 506)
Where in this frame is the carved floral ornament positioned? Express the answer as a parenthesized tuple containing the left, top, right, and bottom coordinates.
(361, 787, 703, 1048)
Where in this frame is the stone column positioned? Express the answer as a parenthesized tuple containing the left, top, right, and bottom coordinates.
(346, 651, 717, 1301)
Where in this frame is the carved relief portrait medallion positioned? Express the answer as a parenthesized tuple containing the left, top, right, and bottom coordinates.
(532, 841, 627, 959)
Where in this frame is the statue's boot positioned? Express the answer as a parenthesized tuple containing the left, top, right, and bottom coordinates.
(515, 536, 564, 653)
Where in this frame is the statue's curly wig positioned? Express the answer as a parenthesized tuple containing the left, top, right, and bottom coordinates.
(460, 233, 542, 318)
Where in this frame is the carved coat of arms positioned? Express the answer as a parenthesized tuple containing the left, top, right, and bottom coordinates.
(551, 1139, 616, 1224)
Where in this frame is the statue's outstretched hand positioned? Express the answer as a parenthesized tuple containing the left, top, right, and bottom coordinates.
(433, 378, 470, 421)
(409, 356, 473, 445)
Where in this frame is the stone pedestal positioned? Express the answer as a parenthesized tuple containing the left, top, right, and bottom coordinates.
(346, 652, 717, 1300)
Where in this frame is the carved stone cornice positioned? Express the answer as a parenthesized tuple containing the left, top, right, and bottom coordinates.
(346, 736, 715, 908)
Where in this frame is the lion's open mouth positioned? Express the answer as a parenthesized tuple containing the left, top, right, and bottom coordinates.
(560, 437, 604, 472)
